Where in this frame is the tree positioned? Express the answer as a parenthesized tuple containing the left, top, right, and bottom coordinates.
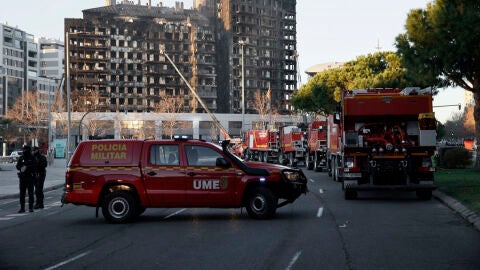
(250, 89, 271, 129)
(6, 90, 49, 146)
(155, 96, 184, 139)
(292, 51, 410, 114)
(395, 0, 480, 166)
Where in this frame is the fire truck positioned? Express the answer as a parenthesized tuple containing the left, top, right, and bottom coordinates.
(278, 125, 307, 167)
(305, 120, 328, 171)
(243, 129, 279, 163)
(327, 88, 437, 200)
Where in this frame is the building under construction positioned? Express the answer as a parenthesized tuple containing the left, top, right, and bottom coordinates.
(65, 0, 297, 114)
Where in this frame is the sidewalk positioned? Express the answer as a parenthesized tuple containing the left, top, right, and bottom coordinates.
(0, 158, 67, 200)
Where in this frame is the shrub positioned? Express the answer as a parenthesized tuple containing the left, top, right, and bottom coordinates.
(443, 148, 473, 169)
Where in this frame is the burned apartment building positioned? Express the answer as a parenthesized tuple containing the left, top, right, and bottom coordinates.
(211, 0, 297, 114)
(65, 0, 296, 114)
(65, 2, 217, 113)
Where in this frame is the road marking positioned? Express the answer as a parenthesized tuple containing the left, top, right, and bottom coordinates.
(309, 178, 314, 183)
(319, 189, 324, 194)
(6, 213, 28, 217)
(317, 207, 324, 218)
(286, 251, 302, 270)
(44, 251, 91, 270)
(164, 208, 186, 219)
(0, 217, 14, 220)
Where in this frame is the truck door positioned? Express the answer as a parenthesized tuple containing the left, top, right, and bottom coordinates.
(143, 143, 187, 206)
(184, 144, 239, 206)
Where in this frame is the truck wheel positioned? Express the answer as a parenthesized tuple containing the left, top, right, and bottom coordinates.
(416, 190, 432, 200)
(344, 190, 357, 200)
(245, 187, 277, 219)
(102, 191, 136, 223)
(307, 153, 313, 170)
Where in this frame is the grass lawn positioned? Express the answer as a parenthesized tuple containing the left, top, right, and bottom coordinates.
(435, 168, 480, 215)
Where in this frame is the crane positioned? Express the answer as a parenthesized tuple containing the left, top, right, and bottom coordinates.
(160, 50, 231, 140)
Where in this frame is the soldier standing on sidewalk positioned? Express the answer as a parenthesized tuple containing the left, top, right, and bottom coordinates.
(16, 145, 36, 213)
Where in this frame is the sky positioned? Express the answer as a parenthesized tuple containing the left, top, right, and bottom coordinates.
(0, 0, 465, 123)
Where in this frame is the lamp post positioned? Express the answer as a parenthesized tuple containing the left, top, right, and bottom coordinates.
(78, 111, 91, 145)
(66, 32, 72, 162)
(238, 40, 245, 132)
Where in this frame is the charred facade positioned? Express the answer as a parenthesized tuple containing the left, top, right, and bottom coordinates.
(65, 3, 217, 113)
(65, 0, 296, 114)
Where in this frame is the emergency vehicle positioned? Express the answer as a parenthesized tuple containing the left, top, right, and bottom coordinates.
(62, 137, 308, 223)
(277, 125, 307, 167)
(242, 129, 279, 163)
(305, 121, 328, 171)
(327, 88, 437, 199)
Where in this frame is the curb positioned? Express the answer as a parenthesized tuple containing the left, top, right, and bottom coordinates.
(433, 190, 480, 232)
(0, 184, 64, 200)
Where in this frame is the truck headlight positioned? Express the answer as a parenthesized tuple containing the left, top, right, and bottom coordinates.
(283, 170, 300, 181)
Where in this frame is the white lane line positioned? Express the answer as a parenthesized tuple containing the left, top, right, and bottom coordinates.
(0, 217, 14, 220)
(44, 251, 91, 270)
(286, 251, 302, 270)
(309, 178, 314, 183)
(317, 207, 324, 218)
(0, 199, 17, 206)
(6, 213, 28, 217)
(319, 189, 324, 194)
(164, 208, 186, 219)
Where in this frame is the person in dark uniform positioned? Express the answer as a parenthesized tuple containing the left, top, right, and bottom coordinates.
(16, 145, 36, 213)
(33, 146, 47, 209)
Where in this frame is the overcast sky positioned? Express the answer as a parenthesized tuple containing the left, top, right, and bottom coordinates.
(0, 0, 464, 123)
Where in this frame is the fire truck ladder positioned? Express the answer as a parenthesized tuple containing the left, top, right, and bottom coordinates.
(160, 50, 230, 140)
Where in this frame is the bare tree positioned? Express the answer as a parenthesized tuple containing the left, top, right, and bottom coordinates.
(155, 96, 184, 139)
(250, 89, 271, 129)
(7, 90, 49, 145)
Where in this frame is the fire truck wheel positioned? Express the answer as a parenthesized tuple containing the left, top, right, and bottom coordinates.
(344, 190, 357, 200)
(416, 190, 432, 200)
(102, 191, 136, 223)
(307, 153, 314, 170)
(245, 187, 277, 219)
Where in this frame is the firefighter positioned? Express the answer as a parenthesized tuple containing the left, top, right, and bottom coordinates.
(33, 146, 47, 209)
(16, 145, 36, 213)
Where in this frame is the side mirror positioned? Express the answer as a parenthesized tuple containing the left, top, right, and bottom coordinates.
(333, 113, 341, 124)
(216, 157, 231, 168)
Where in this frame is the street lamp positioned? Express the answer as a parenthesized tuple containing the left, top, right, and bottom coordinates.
(238, 40, 246, 132)
(78, 111, 92, 145)
(66, 32, 72, 162)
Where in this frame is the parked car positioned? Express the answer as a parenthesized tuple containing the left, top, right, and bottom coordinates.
(9, 150, 23, 163)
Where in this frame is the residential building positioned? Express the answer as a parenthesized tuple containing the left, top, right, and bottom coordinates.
(1, 23, 60, 117)
(65, 0, 297, 115)
(65, 1, 217, 113)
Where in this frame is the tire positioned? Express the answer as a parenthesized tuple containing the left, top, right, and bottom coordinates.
(288, 152, 295, 167)
(307, 152, 313, 170)
(245, 187, 277, 219)
(416, 190, 432, 200)
(102, 191, 137, 223)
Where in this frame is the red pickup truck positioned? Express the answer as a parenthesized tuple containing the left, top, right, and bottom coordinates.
(62, 137, 308, 223)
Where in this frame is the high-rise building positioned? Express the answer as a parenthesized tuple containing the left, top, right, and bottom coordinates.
(36, 37, 64, 80)
(65, 0, 297, 114)
(0, 23, 60, 117)
(213, 0, 297, 114)
(65, 2, 217, 113)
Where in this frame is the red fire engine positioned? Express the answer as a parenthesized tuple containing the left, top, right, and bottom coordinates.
(243, 129, 279, 162)
(327, 88, 437, 200)
(305, 120, 328, 171)
(278, 125, 307, 167)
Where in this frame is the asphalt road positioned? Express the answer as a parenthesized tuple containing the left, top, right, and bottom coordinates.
(1, 169, 480, 270)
